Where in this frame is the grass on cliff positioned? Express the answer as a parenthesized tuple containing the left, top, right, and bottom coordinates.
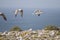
(44, 25, 60, 35)
(10, 26, 23, 31)
(44, 25, 60, 30)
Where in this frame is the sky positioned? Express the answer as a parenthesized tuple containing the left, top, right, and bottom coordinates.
(0, 0, 60, 8)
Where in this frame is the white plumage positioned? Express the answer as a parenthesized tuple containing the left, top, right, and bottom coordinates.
(33, 9, 43, 16)
(15, 9, 23, 17)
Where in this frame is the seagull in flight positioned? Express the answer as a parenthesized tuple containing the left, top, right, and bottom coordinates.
(33, 9, 43, 16)
(0, 12, 7, 21)
(15, 9, 23, 17)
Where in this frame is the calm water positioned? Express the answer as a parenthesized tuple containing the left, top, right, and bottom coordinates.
(0, 8, 60, 32)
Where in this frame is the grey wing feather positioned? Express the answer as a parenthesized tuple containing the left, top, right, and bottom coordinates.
(20, 10, 23, 17)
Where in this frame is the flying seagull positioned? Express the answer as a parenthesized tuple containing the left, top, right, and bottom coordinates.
(33, 9, 43, 16)
(0, 12, 7, 21)
(15, 9, 23, 17)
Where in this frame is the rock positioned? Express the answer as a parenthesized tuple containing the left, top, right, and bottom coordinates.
(0, 29, 60, 40)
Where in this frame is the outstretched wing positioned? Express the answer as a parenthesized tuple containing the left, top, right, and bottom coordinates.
(34, 9, 39, 13)
(20, 10, 23, 17)
(0, 13, 7, 21)
(15, 10, 18, 17)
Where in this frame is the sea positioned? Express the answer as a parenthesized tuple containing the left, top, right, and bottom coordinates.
(0, 8, 60, 32)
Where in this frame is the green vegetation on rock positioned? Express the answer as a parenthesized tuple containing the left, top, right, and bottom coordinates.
(44, 25, 60, 30)
(10, 26, 23, 31)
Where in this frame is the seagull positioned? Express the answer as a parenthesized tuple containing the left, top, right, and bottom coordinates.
(33, 9, 43, 16)
(0, 12, 7, 21)
(15, 9, 23, 17)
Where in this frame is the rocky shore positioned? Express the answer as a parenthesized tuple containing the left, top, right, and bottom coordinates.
(0, 28, 60, 40)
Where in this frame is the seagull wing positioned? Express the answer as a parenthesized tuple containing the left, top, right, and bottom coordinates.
(34, 10, 40, 15)
(20, 10, 23, 17)
(34, 10, 38, 13)
(15, 10, 18, 17)
(0, 13, 7, 21)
